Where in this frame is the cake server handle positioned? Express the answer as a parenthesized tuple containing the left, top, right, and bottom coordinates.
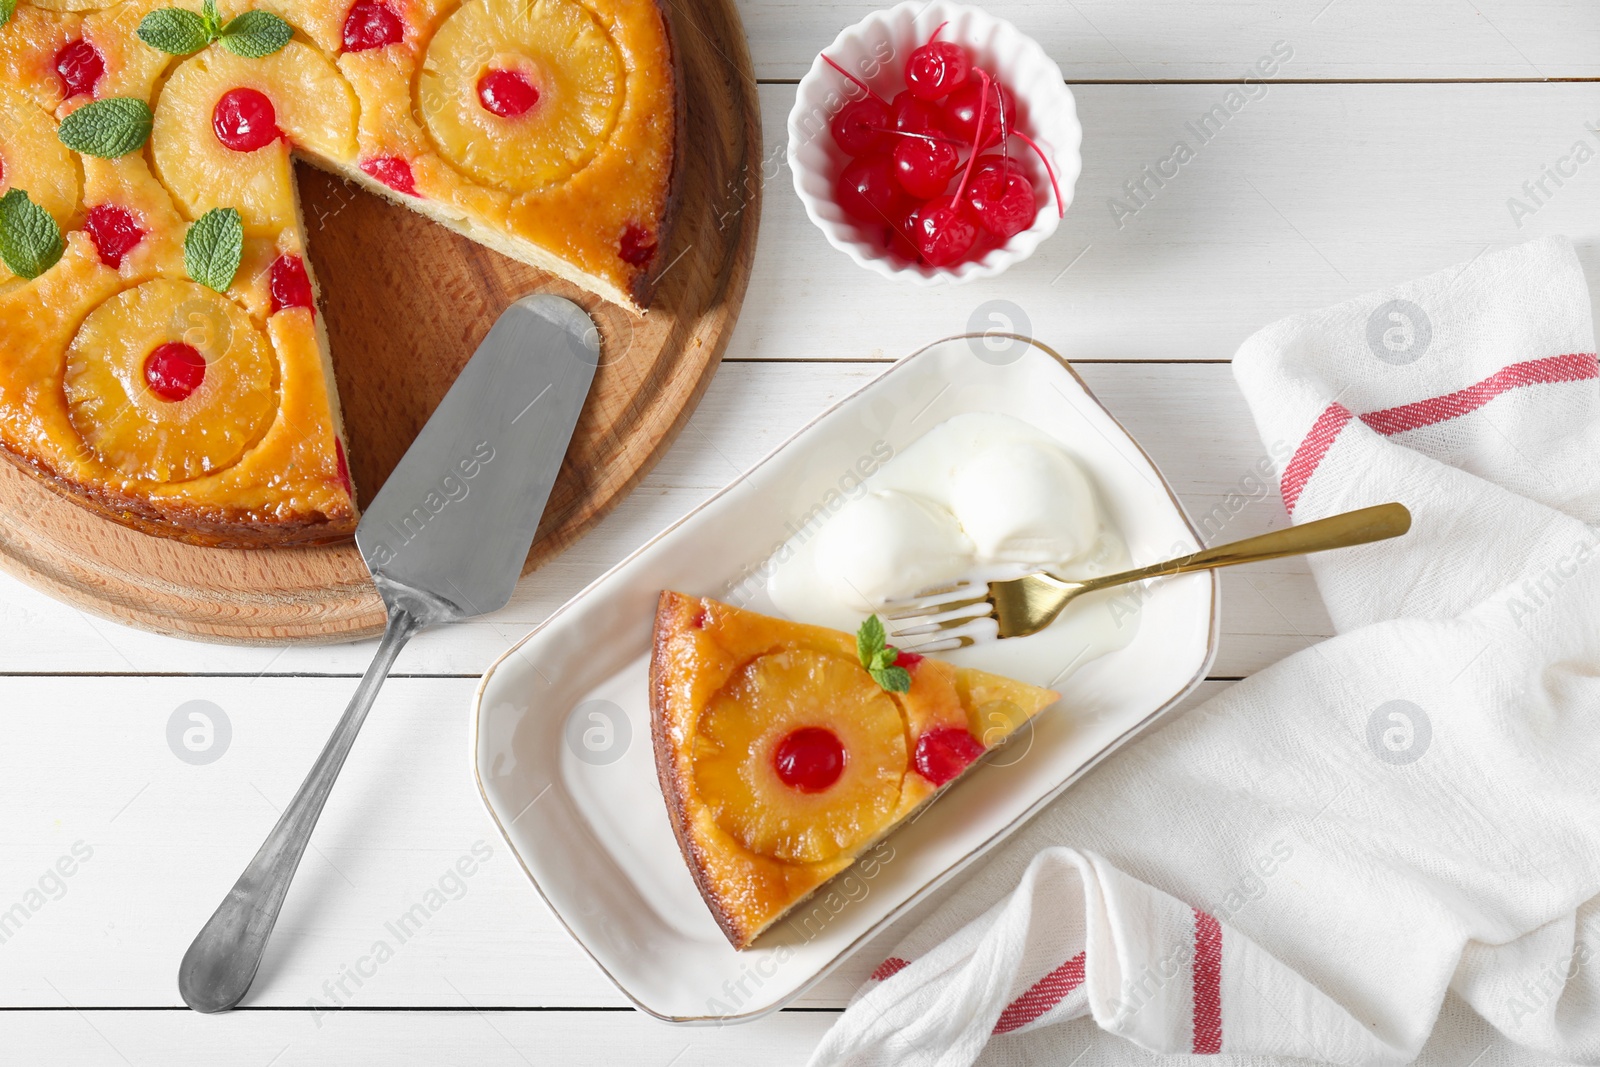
(177, 604, 423, 1014)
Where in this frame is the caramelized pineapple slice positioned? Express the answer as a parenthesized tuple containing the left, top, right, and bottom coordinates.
(64, 279, 276, 482)
(0, 86, 81, 282)
(0, 6, 83, 112)
(151, 41, 356, 234)
(693, 650, 907, 865)
(418, 0, 622, 192)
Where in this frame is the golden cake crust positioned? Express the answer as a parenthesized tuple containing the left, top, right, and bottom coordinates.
(650, 592, 1060, 949)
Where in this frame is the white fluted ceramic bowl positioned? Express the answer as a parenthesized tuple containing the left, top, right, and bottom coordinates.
(787, 1, 1081, 285)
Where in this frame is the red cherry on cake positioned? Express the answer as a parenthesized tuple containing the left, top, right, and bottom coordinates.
(965, 155, 1037, 238)
(893, 649, 923, 670)
(213, 88, 281, 153)
(911, 194, 981, 266)
(836, 154, 905, 224)
(477, 69, 541, 118)
(914, 727, 984, 786)
(892, 135, 959, 199)
(618, 223, 657, 267)
(360, 156, 418, 196)
(342, 0, 404, 52)
(773, 727, 846, 793)
(269, 254, 315, 315)
(144, 342, 206, 402)
(84, 205, 145, 269)
(891, 90, 943, 136)
(905, 41, 970, 101)
(54, 40, 104, 100)
(830, 97, 890, 157)
(943, 77, 1016, 150)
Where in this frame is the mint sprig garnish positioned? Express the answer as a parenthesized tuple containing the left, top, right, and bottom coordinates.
(218, 9, 292, 56)
(56, 97, 154, 158)
(138, 0, 292, 58)
(0, 0, 18, 28)
(857, 615, 912, 694)
(137, 7, 214, 54)
(0, 190, 64, 280)
(184, 207, 244, 293)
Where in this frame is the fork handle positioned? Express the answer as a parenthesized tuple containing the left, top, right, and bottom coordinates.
(1077, 502, 1412, 593)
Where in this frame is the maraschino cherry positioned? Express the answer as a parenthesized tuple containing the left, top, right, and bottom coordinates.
(892, 135, 959, 199)
(913, 727, 984, 786)
(774, 727, 847, 793)
(213, 88, 281, 153)
(84, 205, 145, 269)
(144, 343, 206, 402)
(360, 156, 418, 196)
(836, 154, 905, 224)
(342, 1, 403, 52)
(965, 156, 1035, 238)
(269, 254, 315, 315)
(54, 40, 104, 99)
(830, 97, 890, 156)
(905, 35, 969, 100)
(942, 77, 1016, 150)
(477, 69, 540, 118)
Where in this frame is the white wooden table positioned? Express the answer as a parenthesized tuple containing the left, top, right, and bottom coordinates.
(7, 2, 1599, 1063)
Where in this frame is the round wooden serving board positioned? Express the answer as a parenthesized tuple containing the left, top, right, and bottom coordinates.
(0, 0, 761, 643)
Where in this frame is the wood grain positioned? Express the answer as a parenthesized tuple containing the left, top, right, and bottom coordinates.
(0, 0, 762, 644)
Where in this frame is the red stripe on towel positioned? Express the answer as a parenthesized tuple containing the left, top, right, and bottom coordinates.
(1192, 909, 1223, 1054)
(869, 957, 910, 982)
(1279, 353, 1598, 513)
(993, 951, 1087, 1035)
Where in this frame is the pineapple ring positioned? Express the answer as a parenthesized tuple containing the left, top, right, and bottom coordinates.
(0, 86, 82, 282)
(417, 0, 624, 193)
(693, 650, 907, 866)
(151, 42, 357, 235)
(64, 279, 276, 483)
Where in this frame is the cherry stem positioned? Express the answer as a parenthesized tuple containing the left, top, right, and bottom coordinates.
(869, 126, 965, 146)
(1014, 129, 1065, 218)
(953, 69, 990, 202)
(822, 54, 888, 106)
(929, 20, 947, 42)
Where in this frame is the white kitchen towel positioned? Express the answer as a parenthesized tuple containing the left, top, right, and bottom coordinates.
(808, 236, 1600, 1067)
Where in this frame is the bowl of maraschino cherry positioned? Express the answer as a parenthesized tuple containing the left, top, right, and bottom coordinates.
(788, 1, 1081, 284)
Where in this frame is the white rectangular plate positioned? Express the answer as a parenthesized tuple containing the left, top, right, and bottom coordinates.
(472, 335, 1220, 1022)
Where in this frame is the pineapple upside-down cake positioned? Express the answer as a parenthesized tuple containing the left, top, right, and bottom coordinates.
(0, 0, 678, 547)
(651, 593, 1060, 949)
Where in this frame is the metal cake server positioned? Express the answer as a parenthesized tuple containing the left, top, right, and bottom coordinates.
(178, 294, 600, 1014)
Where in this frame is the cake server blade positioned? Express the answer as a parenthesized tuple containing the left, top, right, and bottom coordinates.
(179, 294, 600, 1013)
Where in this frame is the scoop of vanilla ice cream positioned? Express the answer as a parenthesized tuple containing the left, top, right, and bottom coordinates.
(949, 441, 1099, 564)
(811, 490, 973, 611)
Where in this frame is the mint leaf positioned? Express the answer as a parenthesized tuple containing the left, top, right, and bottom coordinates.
(219, 9, 292, 57)
(202, 0, 220, 31)
(185, 207, 243, 293)
(857, 614, 886, 669)
(57, 97, 153, 158)
(0, 189, 64, 280)
(857, 615, 912, 693)
(0, 0, 17, 28)
(869, 666, 912, 694)
(137, 7, 214, 54)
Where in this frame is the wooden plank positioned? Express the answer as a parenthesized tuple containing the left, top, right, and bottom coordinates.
(0, 676, 1229, 1008)
(7, 1007, 836, 1065)
(0, 364, 1327, 677)
(733, 82, 1600, 362)
(735, 0, 1600, 81)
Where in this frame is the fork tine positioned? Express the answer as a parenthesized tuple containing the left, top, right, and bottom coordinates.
(892, 614, 998, 653)
(881, 592, 991, 622)
(889, 610, 992, 638)
(879, 580, 985, 612)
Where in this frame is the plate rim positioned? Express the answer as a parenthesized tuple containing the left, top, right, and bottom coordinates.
(471, 332, 1222, 1022)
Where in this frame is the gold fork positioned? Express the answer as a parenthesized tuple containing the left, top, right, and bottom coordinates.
(883, 502, 1412, 652)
